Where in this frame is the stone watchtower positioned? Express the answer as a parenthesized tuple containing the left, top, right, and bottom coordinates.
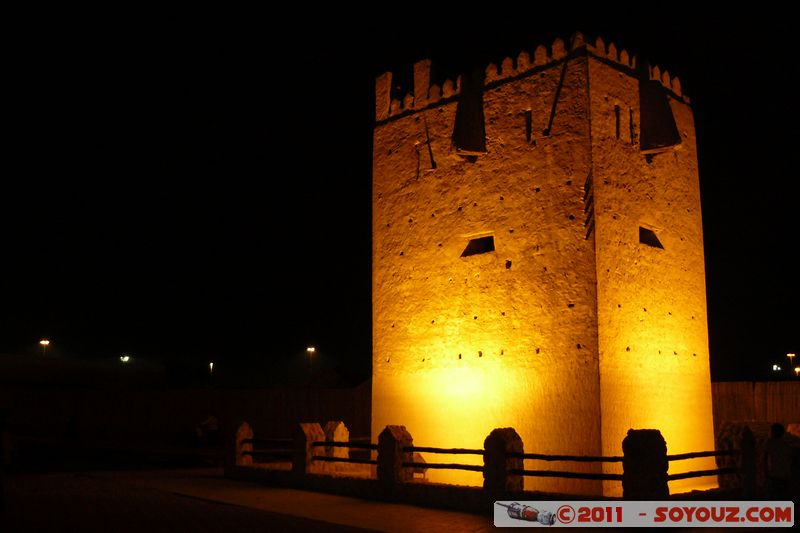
(371, 33, 716, 496)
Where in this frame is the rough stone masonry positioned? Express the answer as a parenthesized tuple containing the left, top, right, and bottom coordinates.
(371, 33, 715, 496)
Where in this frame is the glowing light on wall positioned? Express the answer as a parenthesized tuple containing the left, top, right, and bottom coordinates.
(372, 338, 602, 493)
(597, 305, 717, 496)
(374, 355, 527, 486)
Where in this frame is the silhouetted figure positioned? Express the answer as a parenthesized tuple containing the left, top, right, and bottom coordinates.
(765, 423, 791, 499)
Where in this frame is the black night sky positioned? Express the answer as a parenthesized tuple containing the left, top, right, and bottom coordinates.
(3, 12, 797, 385)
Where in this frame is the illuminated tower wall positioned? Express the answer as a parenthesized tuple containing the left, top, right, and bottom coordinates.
(371, 34, 716, 496)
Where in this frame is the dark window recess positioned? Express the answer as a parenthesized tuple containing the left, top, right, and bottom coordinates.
(629, 108, 636, 144)
(614, 105, 621, 139)
(452, 66, 486, 154)
(638, 78, 681, 152)
(525, 110, 532, 142)
(461, 236, 495, 257)
(639, 227, 664, 249)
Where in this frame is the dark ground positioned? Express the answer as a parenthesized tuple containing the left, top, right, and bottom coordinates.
(2, 471, 374, 532)
(0, 436, 791, 532)
(0, 415, 793, 531)
(0, 441, 492, 532)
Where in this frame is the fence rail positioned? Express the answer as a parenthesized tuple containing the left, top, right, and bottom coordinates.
(508, 452, 623, 463)
(238, 433, 294, 464)
(313, 456, 377, 465)
(403, 461, 483, 472)
(233, 422, 750, 499)
(313, 441, 378, 451)
(511, 469, 623, 481)
(403, 446, 483, 455)
(665, 449, 742, 482)
(667, 449, 739, 461)
(667, 467, 738, 481)
(242, 449, 293, 457)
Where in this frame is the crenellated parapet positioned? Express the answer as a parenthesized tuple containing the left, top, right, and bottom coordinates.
(376, 32, 686, 121)
(585, 35, 636, 70)
(376, 69, 462, 121)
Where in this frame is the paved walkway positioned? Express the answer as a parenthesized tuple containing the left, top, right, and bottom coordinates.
(4, 468, 494, 532)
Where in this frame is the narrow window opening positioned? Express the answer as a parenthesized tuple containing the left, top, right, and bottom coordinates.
(524, 109, 532, 142)
(639, 78, 681, 152)
(614, 105, 621, 139)
(461, 235, 495, 257)
(452, 66, 486, 154)
(639, 227, 664, 249)
(629, 107, 636, 144)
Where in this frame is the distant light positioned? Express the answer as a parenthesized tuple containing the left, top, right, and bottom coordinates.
(39, 339, 50, 346)
(772, 364, 781, 372)
(795, 366, 800, 377)
(120, 355, 131, 363)
(209, 362, 214, 375)
(307, 347, 316, 354)
(788, 353, 796, 360)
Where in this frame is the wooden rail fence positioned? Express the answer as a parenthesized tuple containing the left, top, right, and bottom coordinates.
(232, 422, 748, 498)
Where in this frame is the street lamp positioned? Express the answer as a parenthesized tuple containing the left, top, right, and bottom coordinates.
(795, 366, 800, 377)
(788, 353, 796, 365)
(306, 346, 316, 374)
(209, 362, 214, 376)
(119, 355, 131, 363)
(39, 339, 50, 356)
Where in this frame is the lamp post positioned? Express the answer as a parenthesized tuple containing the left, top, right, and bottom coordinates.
(39, 339, 50, 357)
(306, 346, 316, 374)
(788, 353, 796, 367)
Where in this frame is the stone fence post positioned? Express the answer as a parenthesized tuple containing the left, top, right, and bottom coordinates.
(324, 421, 349, 459)
(377, 425, 413, 486)
(483, 427, 524, 494)
(293, 422, 324, 476)
(740, 427, 756, 497)
(235, 421, 253, 466)
(622, 429, 669, 499)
